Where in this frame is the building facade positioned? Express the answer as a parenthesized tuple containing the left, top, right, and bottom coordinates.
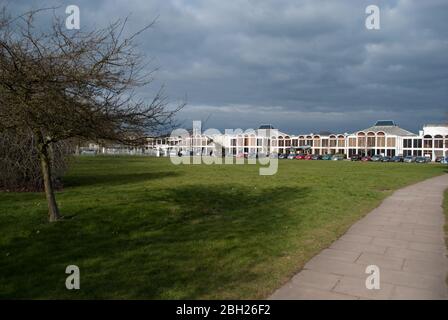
(167, 121, 448, 161)
(89, 121, 448, 161)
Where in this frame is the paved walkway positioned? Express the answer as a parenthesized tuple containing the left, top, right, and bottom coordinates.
(270, 174, 448, 300)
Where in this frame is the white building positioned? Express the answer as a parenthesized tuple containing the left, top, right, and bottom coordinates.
(87, 121, 448, 161)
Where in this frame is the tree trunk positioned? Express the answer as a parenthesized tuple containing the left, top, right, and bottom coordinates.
(39, 143, 61, 222)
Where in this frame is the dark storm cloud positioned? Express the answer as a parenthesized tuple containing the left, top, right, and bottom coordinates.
(6, 0, 448, 133)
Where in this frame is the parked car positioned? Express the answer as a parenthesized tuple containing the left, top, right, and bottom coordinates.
(80, 149, 96, 155)
(287, 153, 296, 160)
(278, 153, 287, 159)
(361, 156, 371, 161)
(391, 156, 403, 162)
(371, 155, 383, 162)
(403, 156, 415, 163)
(435, 156, 444, 163)
(415, 156, 430, 163)
(321, 154, 333, 160)
(350, 154, 361, 161)
(381, 156, 392, 162)
(304, 154, 313, 160)
(311, 154, 322, 160)
(295, 154, 306, 160)
(441, 157, 448, 164)
(332, 155, 344, 161)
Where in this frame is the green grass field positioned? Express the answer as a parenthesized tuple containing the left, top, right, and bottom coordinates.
(444, 189, 448, 252)
(0, 156, 446, 299)
(444, 189, 448, 286)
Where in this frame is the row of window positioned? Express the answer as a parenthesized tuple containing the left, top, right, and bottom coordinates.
(403, 138, 446, 149)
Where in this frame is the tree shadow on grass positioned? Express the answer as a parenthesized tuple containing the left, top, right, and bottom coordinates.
(0, 184, 310, 299)
(63, 171, 182, 188)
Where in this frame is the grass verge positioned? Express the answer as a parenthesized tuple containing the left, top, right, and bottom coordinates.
(0, 156, 446, 299)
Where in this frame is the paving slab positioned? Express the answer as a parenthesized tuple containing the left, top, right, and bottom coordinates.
(270, 174, 448, 300)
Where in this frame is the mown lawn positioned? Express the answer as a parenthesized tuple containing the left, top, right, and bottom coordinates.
(0, 156, 446, 299)
(444, 189, 448, 257)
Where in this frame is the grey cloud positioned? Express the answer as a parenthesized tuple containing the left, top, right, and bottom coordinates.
(6, 0, 448, 133)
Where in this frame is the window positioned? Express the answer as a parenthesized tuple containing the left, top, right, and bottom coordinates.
(413, 139, 422, 148)
(423, 139, 432, 148)
(367, 137, 375, 147)
(403, 139, 412, 148)
(292, 139, 298, 147)
(387, 149, 396, 157)
(387, 137, 396, 147)
(349, 138, 356, 147)
(357, 133, 366, 147)
(330, 139, 337, 147)
(358, 138, 365, 147)
(322, 139, 329, 147)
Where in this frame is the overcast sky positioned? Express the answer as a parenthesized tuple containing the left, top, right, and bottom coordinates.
(8, 0, 448, 134)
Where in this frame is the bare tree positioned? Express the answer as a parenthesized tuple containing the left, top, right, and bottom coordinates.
(0, 8, 183, 221)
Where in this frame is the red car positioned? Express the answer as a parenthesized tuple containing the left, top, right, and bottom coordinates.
(295, 154, 306, 160)
(361, 156, 371, 161)
(304, 154, 313, 160)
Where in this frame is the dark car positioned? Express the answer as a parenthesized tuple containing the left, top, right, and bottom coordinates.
(381, 156, 392, 162)
(278, 153, 287, 159)
(311, 154, 322, 160)
(350, 154, 361, 161)
(371, 155, 383, 162)
(415, 156, 430, 163)
(435, 156, 444, 163)
(391, 156, 403, 162)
